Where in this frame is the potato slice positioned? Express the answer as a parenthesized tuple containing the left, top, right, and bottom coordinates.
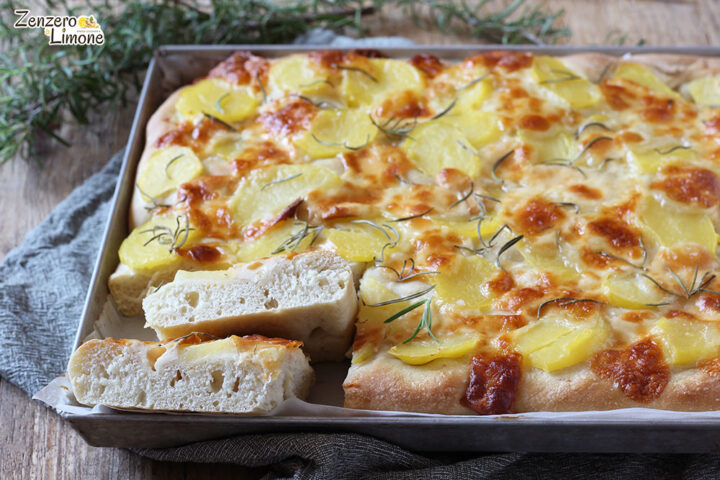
(136, 146, 203, 198)
(294, 109, 377, 158)
(325, 222, 389, 262)
(652, 317, 720, 366)
(613, 63, 679, 99)
(512, 312, 608, 372)
(602, 273, 671, 310)
(229, 164, 342, 227)
(358, 276, 406, 326)
(269, 55, 331, 95)
(176, 78, 258, 123)
(340, 58, 424, 108)
(442, 111, 502, 149)
(234, 219, 315, 262)
(626, 148, 696, 175)
(640, 196, 718, 252)
(532, 56, 601, 108)
(436, 255, 496, 310)
(389, 334, 480, 365)
(455, 76, 492, 112)
(519, 129, 578, 164)
(402, 121, 480, 177)
(119, 214, 199, 273)
(687, 75, 720, 106)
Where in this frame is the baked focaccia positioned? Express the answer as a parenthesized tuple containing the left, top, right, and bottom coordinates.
(110, 49, 720, 414)
(67, 334, 313, 414)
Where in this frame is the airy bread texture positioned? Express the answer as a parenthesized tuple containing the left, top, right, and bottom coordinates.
(108, 263, 175, 317)
(67, 334, 314, 414)
(142, 250, 358, 362)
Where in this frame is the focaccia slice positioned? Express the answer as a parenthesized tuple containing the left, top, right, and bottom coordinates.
(67, 334, 313, 414)
(142, 250, 357, 362)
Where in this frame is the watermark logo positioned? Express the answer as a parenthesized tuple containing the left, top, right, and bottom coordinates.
(14, 9, 105, 45)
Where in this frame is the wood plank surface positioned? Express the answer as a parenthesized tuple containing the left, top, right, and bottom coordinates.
(1, 1, 719, 478)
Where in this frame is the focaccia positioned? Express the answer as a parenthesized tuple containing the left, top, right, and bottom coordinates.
(142, 250, 357, 362)
(67, 334, 314, 414)
(107, 48, 720, 414)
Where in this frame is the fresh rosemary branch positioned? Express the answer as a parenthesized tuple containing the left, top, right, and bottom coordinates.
(1, 0, 569, 166)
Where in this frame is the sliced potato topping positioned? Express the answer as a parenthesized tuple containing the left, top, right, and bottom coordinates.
(613, 63, 679, 99)
(602, 273, 671, 310)
(294, 109, 377, 158)
(651, 317, 720, 366)
(269, 55, 331, 95)
(229, 164, 342, 227)
(119, 214, 199, 273)
(340, 58, 424, 108)
(512, 312, 608, 372)
(402, 121, 481, 177)
(639, 196, 718, 253)
(532, 56, 601, 108)
(389, 334, 480, 365)
(234, 219, 315, 262)
(325, 222, 389, 262)
(687, 75, 720, 106)
(176, 78, 258, 123)
(436, 255, 496, 310)
(137, 146, 203, 198)
(626, 148, 696, 175)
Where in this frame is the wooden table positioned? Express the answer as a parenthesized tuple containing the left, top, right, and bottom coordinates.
(2, 1, 719, 477)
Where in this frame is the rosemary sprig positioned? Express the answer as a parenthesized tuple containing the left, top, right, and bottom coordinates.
(379, 258, 439, 282)
(272, 221, 323, 254)
(215, 93, 230, 114)
(141, 215, 194, 252)
(365, 284, 436, 307)
(398, 0, 570, 45)
(492, 150, 514, 184)
(332, 64, 378, 82)
(164, 154, 184, 179)
(431, 98, 457, 120)
(370, 115, 418, 139)
(136, 184, 170, 211)
(312, 133, 370, 151)
(255, 73, 268, 104)
(537, 297, 604, 319)
(2, 0, 569, 166)
(458, 73, 489, 91)
(546, 136, 613, 165)
(576, 122, 614, 139)
(539, 69, 580, 84)
(655, 145, 691, 155)
(495, 234, 523, 272)
(391, 207, 434, 222)
(261, 173, 303, 191)
(539, 160, 586, 178)
(450, 182, 474, 209)
(383, 298, 438, 343)
(202, 112, 236, 131)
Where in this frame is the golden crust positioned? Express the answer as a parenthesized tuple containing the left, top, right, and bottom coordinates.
(345, 354, 720, 414)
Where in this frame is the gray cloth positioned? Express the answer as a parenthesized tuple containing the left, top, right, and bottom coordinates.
(0, 152, 122, 394)
(2, 29, 720, 478)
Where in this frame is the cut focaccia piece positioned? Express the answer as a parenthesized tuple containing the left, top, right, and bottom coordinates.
(142, 250, 357, 362)
(67, 334, 313, 414)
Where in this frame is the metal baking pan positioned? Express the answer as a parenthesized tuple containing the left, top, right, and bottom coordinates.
(63, 45, 720, 452)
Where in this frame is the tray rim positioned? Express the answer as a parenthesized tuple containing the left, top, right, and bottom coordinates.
(67, 43, 720, 451)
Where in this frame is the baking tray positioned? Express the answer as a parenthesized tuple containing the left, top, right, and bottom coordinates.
(60, 44, 720, 452)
